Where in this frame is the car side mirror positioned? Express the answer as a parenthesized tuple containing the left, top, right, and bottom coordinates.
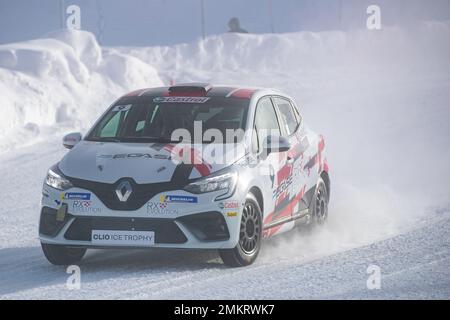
(63, 132, 82, 149)
(263, 135, 291, 155)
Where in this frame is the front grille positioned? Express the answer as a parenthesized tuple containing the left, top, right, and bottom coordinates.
(67, 177, 186, 211)
(64, 217, 188, 244)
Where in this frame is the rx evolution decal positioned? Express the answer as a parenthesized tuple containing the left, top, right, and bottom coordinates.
(147, 202, 178, 215)
(72, 200, 101, 214)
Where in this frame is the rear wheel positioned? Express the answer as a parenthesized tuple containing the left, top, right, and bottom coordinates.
(41, 243, 86, 265)
(311, 178, 329, 225)
(219, 194, 262, 267)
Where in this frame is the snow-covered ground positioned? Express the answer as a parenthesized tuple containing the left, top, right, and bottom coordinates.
(0, 22, 449, 299)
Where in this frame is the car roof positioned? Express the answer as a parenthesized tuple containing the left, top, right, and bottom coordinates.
(119, 83, 284, 101)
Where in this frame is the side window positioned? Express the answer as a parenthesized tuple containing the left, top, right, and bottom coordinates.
(273, 97, 299, 136)
(253, 97, 281, 153)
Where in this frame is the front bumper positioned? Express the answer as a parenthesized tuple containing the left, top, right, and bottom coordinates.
(39, 185, 243, 249)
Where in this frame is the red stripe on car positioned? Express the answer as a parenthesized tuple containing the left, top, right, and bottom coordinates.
(163, 144, 212, 177)
(277, 164, 291, 185)
(231, 88, 257, 99)
(263, 185, 306, 238)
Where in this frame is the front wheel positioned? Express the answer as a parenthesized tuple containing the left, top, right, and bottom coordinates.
(41, 243, 86, 265)
(219, 194, 262, 267)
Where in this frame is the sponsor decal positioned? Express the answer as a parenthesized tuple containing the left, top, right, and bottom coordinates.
(218, 201, 240, 210)
(272, 175, 292, 199)
(61, 192, 91, 200)
(92, 230, 154, 246)
(153, 154, 170, 160)
(147, 202, 178, 215)
(226, 211, 238, 217)
(160, 195, 198, 204)
(72, 200, 101, 214)
(112, 105, 131, 112)
(153, 96, 210, 104)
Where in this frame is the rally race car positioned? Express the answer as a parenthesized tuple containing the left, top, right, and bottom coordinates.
(39, 83, 330, 267)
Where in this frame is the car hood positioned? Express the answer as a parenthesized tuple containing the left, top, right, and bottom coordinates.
(58, 141, 245, 184)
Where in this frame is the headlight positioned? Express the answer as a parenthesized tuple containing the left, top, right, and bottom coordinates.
(45, 165, 73, 191)
(184, 168, 238, 200)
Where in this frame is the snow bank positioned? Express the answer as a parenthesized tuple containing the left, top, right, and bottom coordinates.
(1, 23, 449, 152)
(120, 21, 450, 80)
(0, 30, 162, 152)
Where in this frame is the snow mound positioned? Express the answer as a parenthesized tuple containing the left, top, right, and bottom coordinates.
(0, 30, 162, 152)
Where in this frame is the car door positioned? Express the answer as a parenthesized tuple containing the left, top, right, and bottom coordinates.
(290, 99, 321, 215)
(252, 97, 292, 229)
(271, 96, 301, 219)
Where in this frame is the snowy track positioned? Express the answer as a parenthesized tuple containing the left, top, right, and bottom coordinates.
(0, 141, 449, 299)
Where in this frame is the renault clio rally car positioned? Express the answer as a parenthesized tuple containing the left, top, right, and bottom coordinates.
(40, 83, 330, 267)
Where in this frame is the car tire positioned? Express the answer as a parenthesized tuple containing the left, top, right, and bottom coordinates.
(219, 193, 262, 267)
(41, 243, 86, 265)
(310, 177, 329, 226)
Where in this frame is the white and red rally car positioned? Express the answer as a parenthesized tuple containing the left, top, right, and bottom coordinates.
(40, 83, 330, 267)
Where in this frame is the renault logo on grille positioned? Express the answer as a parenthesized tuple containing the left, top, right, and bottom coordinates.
(116, 180, 133, 202)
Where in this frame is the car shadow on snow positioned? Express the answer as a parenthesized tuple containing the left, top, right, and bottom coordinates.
(0, 246, 224, 297)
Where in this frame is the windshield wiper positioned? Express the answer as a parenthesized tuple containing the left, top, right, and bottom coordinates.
(121, 136, 184, 143)
(87, 136, 186, 143)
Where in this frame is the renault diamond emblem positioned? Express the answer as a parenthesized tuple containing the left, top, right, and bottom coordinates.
(116, 180, 132, 202)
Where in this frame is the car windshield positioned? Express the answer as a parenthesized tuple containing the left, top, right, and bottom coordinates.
(86, 97, 249, 144)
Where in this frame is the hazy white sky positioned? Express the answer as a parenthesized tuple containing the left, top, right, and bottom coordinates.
(0, 0, 449, 46)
